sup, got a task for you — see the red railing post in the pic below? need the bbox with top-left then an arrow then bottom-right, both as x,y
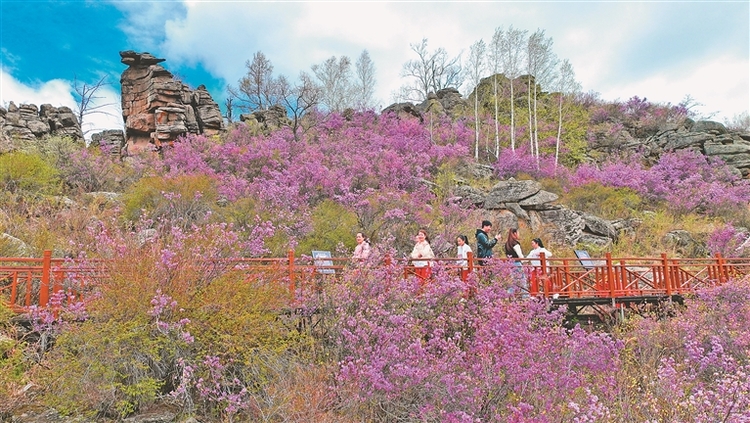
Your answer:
540,252 -> 549,296
9,273 -> 18,309
606,252 -> 615,299
661,253 -> 672,296
287,249 -> 295,298
715,253 -> 727,284
467,251 -> 474,281
40,250 -> 52,307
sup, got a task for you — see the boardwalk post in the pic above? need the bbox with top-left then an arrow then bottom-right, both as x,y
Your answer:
287,249 -> 295,298
661,253 -> 672,296
40,250 -> 52,307
606,252 -> 615,298
467,251 -> 474,281
539,252 -> 547,296
715,253 -> 727,284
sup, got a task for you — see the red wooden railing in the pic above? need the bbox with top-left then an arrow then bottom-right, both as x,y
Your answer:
1,250 -> 749,312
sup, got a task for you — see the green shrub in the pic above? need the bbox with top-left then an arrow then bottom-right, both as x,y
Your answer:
37,318 -> 170,419
0,152 -> 60,195
296,200 -> 358,255
562,183 -> 642,220
122,174 -> 218,226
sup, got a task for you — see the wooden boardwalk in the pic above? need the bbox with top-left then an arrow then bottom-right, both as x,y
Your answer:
2,250 -> 749,319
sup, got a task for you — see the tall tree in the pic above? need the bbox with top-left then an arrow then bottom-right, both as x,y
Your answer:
526,29 -> 558,161
500,26 -> 527,151
554,59 -> 580,167
232,51 -> 277,112
489,27 -> 504,157
354,50 -> 377,110
466,39 -> 486,160
398,38 -> 463,102
312,56 -> 354,112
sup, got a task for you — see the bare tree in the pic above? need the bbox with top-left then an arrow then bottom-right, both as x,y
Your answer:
72,75 -> 118,136
224,89 -> 237,123
354,49 -> 377,110
554,59 -> 581,167
489,27 -> 504,157
398,38 -> 463,102
231,51 -> 278,112
278,72 -> 322,141
500,26 -> 527,151
312,56 -> 354,112
526,29 -> 558,162
466,39 -> 486,160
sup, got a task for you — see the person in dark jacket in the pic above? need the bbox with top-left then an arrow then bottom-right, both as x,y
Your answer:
475,220 -> 501,265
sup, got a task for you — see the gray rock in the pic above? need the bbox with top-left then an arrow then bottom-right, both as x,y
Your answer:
581,213 -> 618,241
518,190 -> 560,210
452,185 -> 485,207
691,120 -> 728,134
381,102 -> 423,122
484,179 -> 541,209
1,233 -> 33,256
578,234 -> 613,249
533,208 -> 585,246
500,202 -> 529,221
0,101 -> 84,146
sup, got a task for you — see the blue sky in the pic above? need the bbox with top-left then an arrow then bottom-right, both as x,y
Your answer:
1,1 -> 748,137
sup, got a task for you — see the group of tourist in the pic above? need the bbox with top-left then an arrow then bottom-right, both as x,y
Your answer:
351,220 -> 554,273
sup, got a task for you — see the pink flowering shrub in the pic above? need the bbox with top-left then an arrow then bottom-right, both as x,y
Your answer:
159,112 -> 471,250
707,224 -> 750,258
622,276 -> 750,421
570,150 -> 750,215
494,145 -> 572,180
307,265 -> 623,421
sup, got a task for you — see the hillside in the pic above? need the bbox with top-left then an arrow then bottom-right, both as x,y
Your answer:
2,57 -> 750,422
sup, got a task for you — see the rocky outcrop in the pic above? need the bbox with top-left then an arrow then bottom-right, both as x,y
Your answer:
239,105 -> 292,132
89,129 -> 126,156
382,88 -> 470,121
0,102 -> 84,152
452,178 -> 631,249
599,119 -> 750,177
120,51 -> 224,154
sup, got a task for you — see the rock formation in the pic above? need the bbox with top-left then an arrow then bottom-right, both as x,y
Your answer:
119,50 -> 224,154
89,129 -> 126,156
453,178 -> 633,249
382,88 -> 470,121
239,105 -> 292,133
0,102 -> 84,152
594,119 -> 750,177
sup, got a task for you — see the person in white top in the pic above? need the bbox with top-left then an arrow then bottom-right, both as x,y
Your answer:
410,229 -> 435,267
527,237 -> 552,268
456,234 -> 472,281
352,232 -> 371,261
456,235 -> 472,268
410,229 -> 435,280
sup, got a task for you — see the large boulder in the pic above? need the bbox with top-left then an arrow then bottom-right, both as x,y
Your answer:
484,179 -> 542,209
119,50 -> 224,154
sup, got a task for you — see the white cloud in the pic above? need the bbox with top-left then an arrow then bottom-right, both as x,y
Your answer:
149,1 -> 748,117
597,55 -> 750,121
0,69 -> 123,139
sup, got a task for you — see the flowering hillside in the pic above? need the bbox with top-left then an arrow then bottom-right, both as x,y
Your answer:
1,94 -> 750,421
